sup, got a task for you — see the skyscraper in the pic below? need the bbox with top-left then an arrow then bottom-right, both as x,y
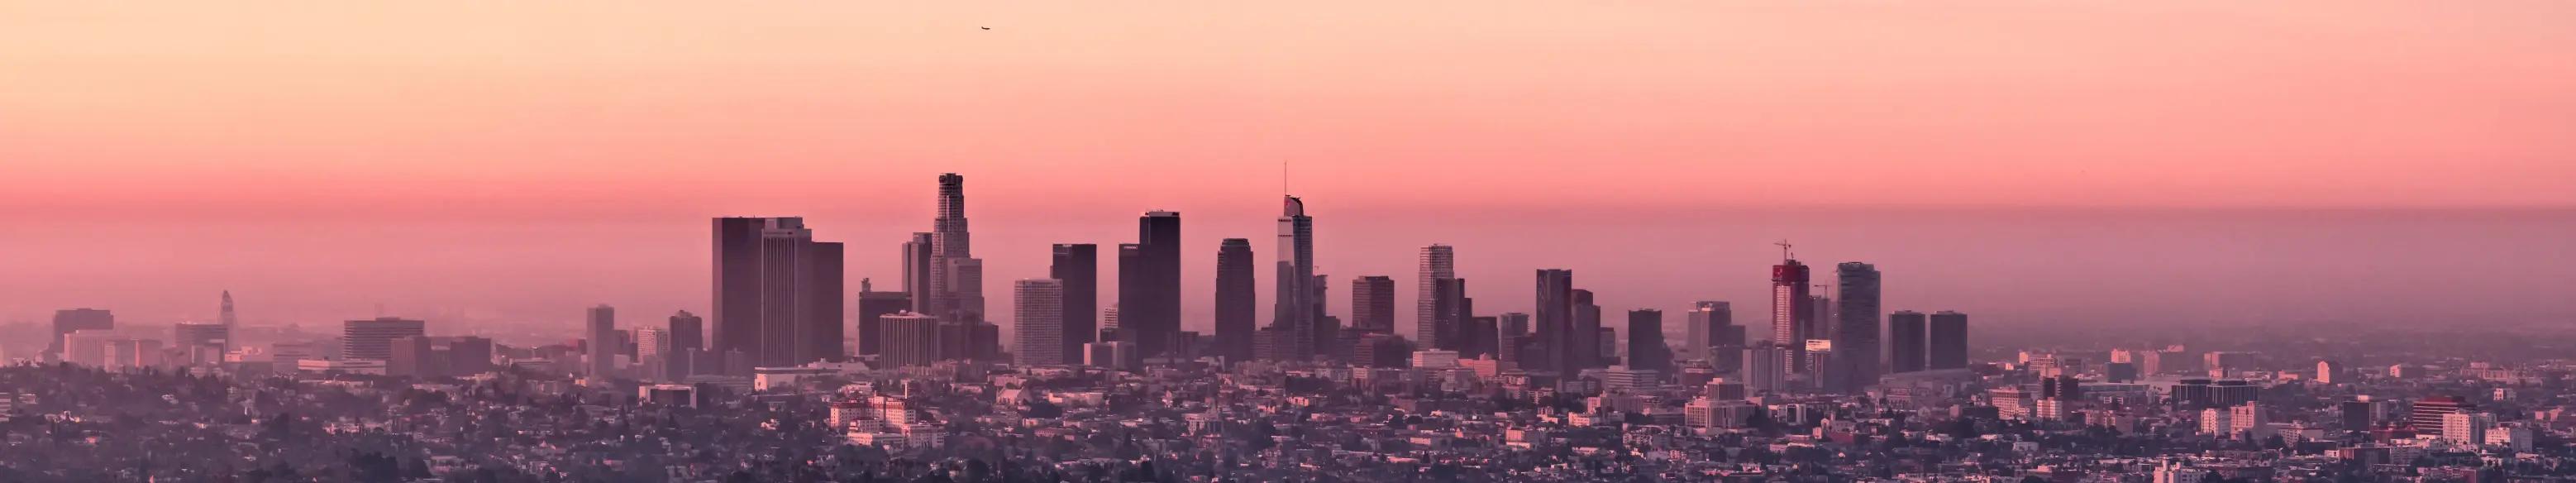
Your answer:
902,232 -> 934,313
342,317 -> 426,361
856,280 -> 911,356
1271,196 -> 1317,360
1496,312 -> 1531,366
666,310 -> 704,379
1928,310 -> 1970,370
1626,309 -> 1670,373
712,217 -> 846,370
1014,279 -> 1067,366
927,173 -> 978,322
47,308 -> 113,361
1050,244 -> 1099,358
1121,211 -> 1183,356
217,291 -> 237,353
1214,238 -> 1256,362
1534,269 -> 1576,375
1832,262 -> 1882,393
1429,278 -> 1470,351
1574,289 -> 1602,369
1771,256 -> 1815,373
586,304 -> 618,377
1684,301 -> 1735,361
1351,275 -> 1395,333
877,312 -> 941,368
1415,245 -> 1457,351
1888,310 -> 1928,373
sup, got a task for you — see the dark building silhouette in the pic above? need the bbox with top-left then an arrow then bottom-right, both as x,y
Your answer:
1271,197 -> 1317,360
1214,238 -> 1256,362
927,174 -> 977,322
1463,316 -> 1498,359
1573,289 -> 1603,369
1888,310 -> 1928,373
856,280 -> 910,356
1626,309 -> 1670,373
342,317 -> 426,361
1429,278 -> 1469,352
1771,258 -> 1815,373
1534,269 -> 1576,375
902,232 -> 934,313
666,310 -> 704,378
1832,262 -> 1882,393
1121,211 -> 1183,357
1351,275 -> 1395,334
1051,243 -> 1099,357
47,308 -> 113,360
711,217 -> 845,371
1927,310 -> 1969,370
1415,244 -> 1457,351
877,312 -> 940,368
1496,312 -> 1530,366
586,304 -> 618,376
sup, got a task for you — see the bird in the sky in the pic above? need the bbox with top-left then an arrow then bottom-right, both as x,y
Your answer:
980,26 -> 991,31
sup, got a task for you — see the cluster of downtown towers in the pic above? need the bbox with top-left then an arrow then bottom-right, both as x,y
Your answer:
694,174 -> 1971,391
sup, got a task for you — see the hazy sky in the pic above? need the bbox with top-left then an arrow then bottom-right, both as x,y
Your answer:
3,2 -> 2572,342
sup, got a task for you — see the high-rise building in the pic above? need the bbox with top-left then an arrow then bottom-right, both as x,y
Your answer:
712,217 -> 847,371
1014,279 -> 1067,366
1683,301 -> 1733,361
1351,275 -> 1395,334
927,173 -> 976,322
1415,245 -> 1457,351
48,308 -> 113,360
2411,395 -> 2472,438
1270,197 -> 1318,360
1573,289 -> 1603,369
666,310 -> 704,378
1426,278 -> 1469,351
1741,343 -> 1787,394
1626,309 -> 1670,374
1832,262 -> 1882,393
1050,243 -> 1099,358
1496,312 -> 1531,365
586,304 -> 618,376
856,280 -> 910,356
1463,316 -> 1499,359
171,323 -> 230,366
1534,269 -> 1577,375
1927,311 -> 1969,370
217,291 -> 237,352
1213,238 -> 1256,362
1888,311 -> 1928,373
1771,258 -> 1815,373
877,312 -> 942,368
902,232 -> 935,313
1119,211 -> 1183,357
341,317 -> 427,361
2440,412 -> 2493,446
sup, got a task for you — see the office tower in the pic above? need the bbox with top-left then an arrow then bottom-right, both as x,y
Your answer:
341,317 -> 427,361
664,311 -> 704,378
902,232 -> 935,313
1014,279 -> 1067,366
47,308 -> 114,360
1573,289 -> 1602,369
1771,257 -> 1815,373
1415,244 -> 1457,351
217,291 -> 237,352
927,173 -> 976,321
856,280 -> 911,356
712,217 -> 846,370
1741,344 -> 1786,394
1351,275 -> 1395,333
1832,262 -> 1882,393
633,328 -> 670,378
1496,312 -> 1531,365
1683,301 -> 1732,361
1214,238 -> 1256,362
877,312 -> 941,368
1927,311 -> 1969,370
1463,316 -> 1498,359
1534,269 -> 1576,375
1888,311 -> 1928,373
1269,196 -> 1318,361
943,257 -> 985,323
1119,211 -> 1183,357
2441,412 -> 2493,446
1424,278 -> 1468,351
2411,396 -> 2472,438
585,304 -> 618,376
1626,309 -> 1670,373
1050,243 -> 1099,357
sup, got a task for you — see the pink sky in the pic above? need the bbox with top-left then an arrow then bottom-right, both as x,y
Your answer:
2,2 -> 2572,338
